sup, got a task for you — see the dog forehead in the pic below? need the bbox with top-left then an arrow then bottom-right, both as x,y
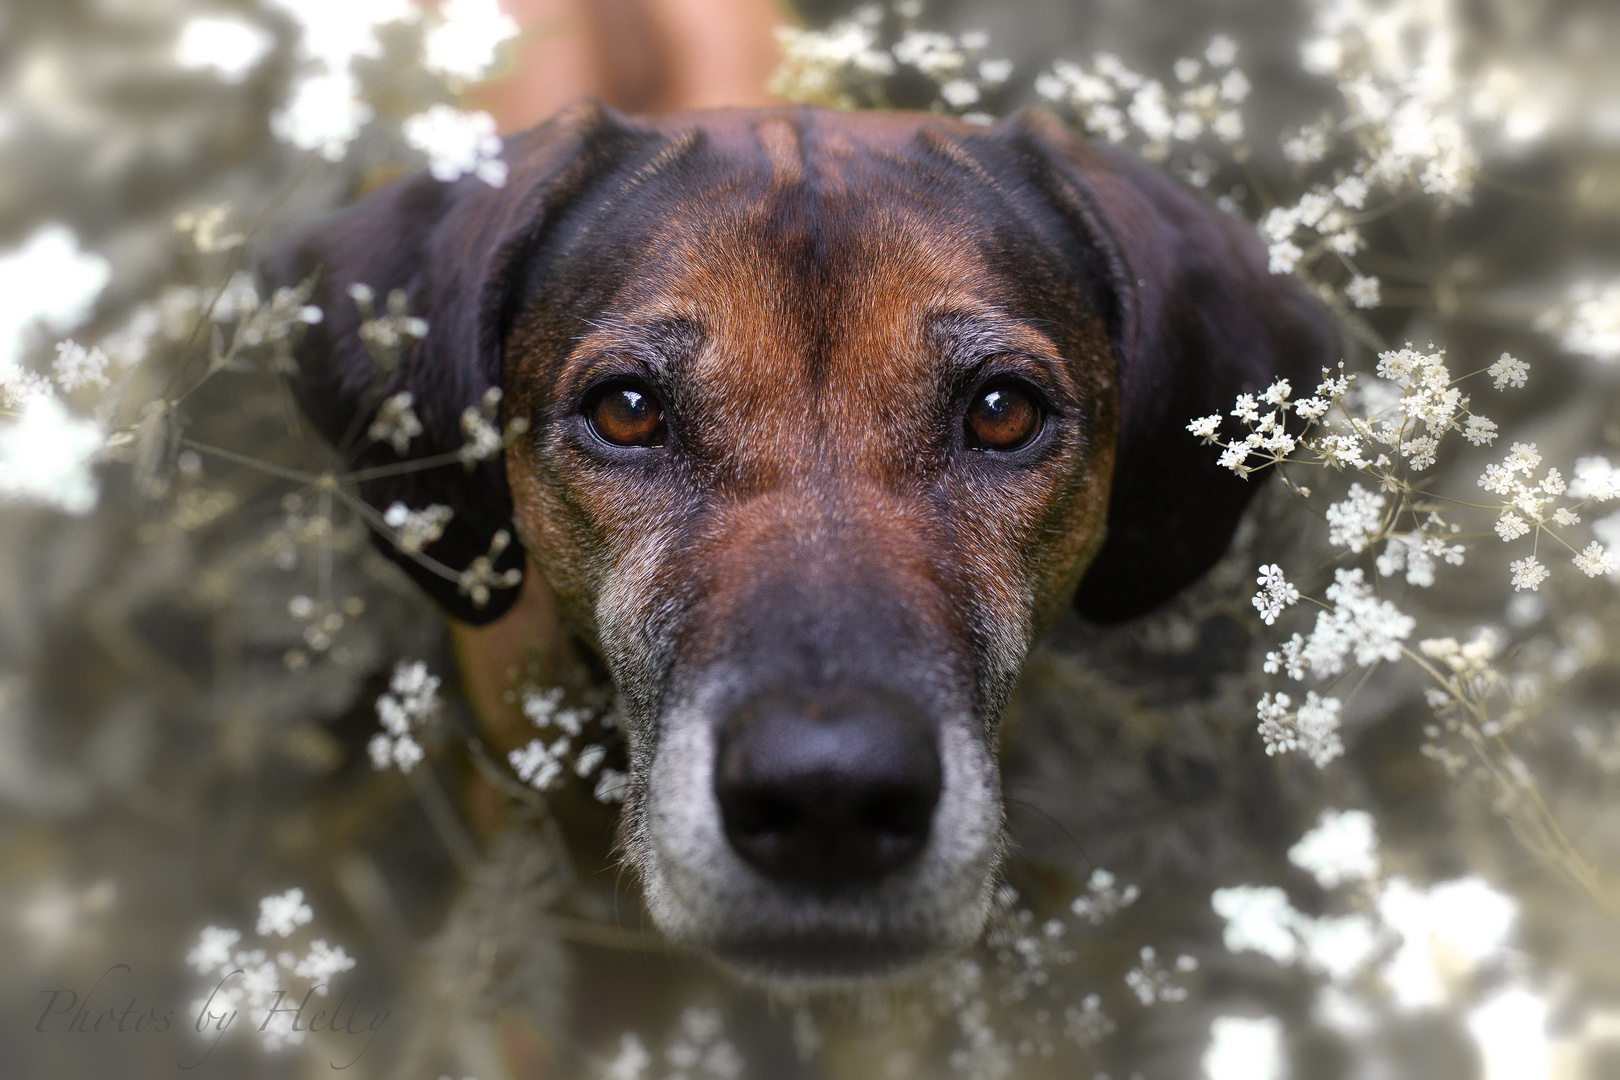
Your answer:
572,120 -> 1066,414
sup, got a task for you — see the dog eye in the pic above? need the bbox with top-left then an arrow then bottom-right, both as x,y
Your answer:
588,382 -> 667,447
965,382 -> 1041,452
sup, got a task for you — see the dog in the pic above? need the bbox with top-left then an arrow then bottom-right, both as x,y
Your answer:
267,101 -> 1333,986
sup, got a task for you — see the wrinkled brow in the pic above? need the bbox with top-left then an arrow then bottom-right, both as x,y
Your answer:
927,309 -> 1069,380
569,316 -> 707,379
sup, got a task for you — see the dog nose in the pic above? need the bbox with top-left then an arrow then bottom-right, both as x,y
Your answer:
715,687 -> 941,890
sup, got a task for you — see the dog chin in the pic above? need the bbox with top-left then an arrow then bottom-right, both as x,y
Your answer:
706,928 -> 969,989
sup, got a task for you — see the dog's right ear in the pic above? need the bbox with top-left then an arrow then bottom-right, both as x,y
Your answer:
262,101 -> 656,624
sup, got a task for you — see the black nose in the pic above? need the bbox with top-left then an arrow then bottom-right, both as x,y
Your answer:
715,686 -> 941,891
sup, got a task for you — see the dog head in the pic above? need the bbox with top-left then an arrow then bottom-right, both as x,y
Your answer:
268,102 -> 1333,985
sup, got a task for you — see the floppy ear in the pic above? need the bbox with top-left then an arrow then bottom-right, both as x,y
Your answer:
994,108 -> 1339,623
262,101 -> 656,624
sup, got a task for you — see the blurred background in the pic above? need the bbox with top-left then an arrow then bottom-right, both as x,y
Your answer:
1,1 -> 1619,1078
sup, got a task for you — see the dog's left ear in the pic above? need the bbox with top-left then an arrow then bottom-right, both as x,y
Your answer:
989,108 -> 1338,623
262,102 -> 657,624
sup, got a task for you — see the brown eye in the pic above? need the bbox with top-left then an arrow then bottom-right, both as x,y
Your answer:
589,383 -> 667,447
965,382 -> 1041,451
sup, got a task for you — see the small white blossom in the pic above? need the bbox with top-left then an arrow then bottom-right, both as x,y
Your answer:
1571,457 -> 1619,502
1509,555 -> 1549,591
369,391 -> 423,453
187,926 -> 243,974
175,16 -> 274,83
1494,511 -> 1530,542
939,79 -> 980,108
1204,34 -> 1238,67
1252,564 -> 1300,625
1296,692 -> 1345,766
52,340 -> 110,391
403,106 -> 508,187
272,69 -> 373,162
1345,274 -> 1381,309
1573,542 -> 1615,578
1289,809 -> 1379,887
383,501 -> 452,554
1326,483 -> 1385,552
289,939 -> 356,989
1487,352 -> 1530,390
1461,415 -> 1497,446
422,0 -> 519,83
1187,413 -> 1222,442
257,888 -> 314,938
1070,868 -> 1141,924
0,392 -> 104,515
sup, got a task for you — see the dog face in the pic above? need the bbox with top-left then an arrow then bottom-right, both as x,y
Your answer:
269,103 -> 1332,984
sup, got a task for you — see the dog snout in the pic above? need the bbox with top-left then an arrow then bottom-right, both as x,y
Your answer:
714,686 -> 941,891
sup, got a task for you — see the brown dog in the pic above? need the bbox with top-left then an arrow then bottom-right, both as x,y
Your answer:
268,101 -> 1332,985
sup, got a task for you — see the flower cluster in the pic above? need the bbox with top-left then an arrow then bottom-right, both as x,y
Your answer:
368,659 -> 442,773
508,681 -> 627,803
1035,35 -> 1250,167
598,1007 -> 744,1080
185,888 -> 357,1052
770,2 -> 1012,122
1123,946 -> 1198,1005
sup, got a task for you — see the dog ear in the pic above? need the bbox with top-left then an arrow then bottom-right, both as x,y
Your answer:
262,101 -> 656,624
992,108 -> 1338,623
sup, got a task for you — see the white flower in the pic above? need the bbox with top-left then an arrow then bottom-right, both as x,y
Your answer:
1573,542 -> 1615,578
602,1033 -> 652,1080
593,768 -> 630,803
51,340 -> 110,391
1505,441 -> 1542,475
1252,564 -> 1300,625
1204,34 -> 1238,67
272,69 -> 373,162
369,391 -> 423,453
1268,239 -> 1304,274
511,737 -> 569,790
1509,555 -> 1549,591
1219,68 -> 1250,104
1494,511 -> 1530,541
1400,435 -> 1437,471
268,0 -> 414,70
1289,809 -> 1378,888
1295,692 -> 1345,766
0,224 -> 111,376
0,392 -> 104,515
939,79 -> 980,108
1301,568 -> 1414,676
174,16 -> 274,83
1326,483 -> 1385,552
383,501 -> 452,554
1203,1015 -> 1285,1080
893,30 -> 965,77
257,888 -> 314,938
1257,692 -> 1293,755
423,0 -> 519,82
1541,279 -> 1620,362
1461,415 -> 1497,446
1487,352 -> 1530,390
1345,275 -> 1381,309
1333,175 -> 1369,209
402,106 -> 507,187
1187,413 -> 1222,442
187,926 -> 242,974
290,939 -> 356,989
1264,633 -> 1307,680
1212,886 -> 1298,963
1261,379 -> 1292,406
1571,457 -> 1619,502
978,59 -> 1014,84
1212,110 -> 1245,143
